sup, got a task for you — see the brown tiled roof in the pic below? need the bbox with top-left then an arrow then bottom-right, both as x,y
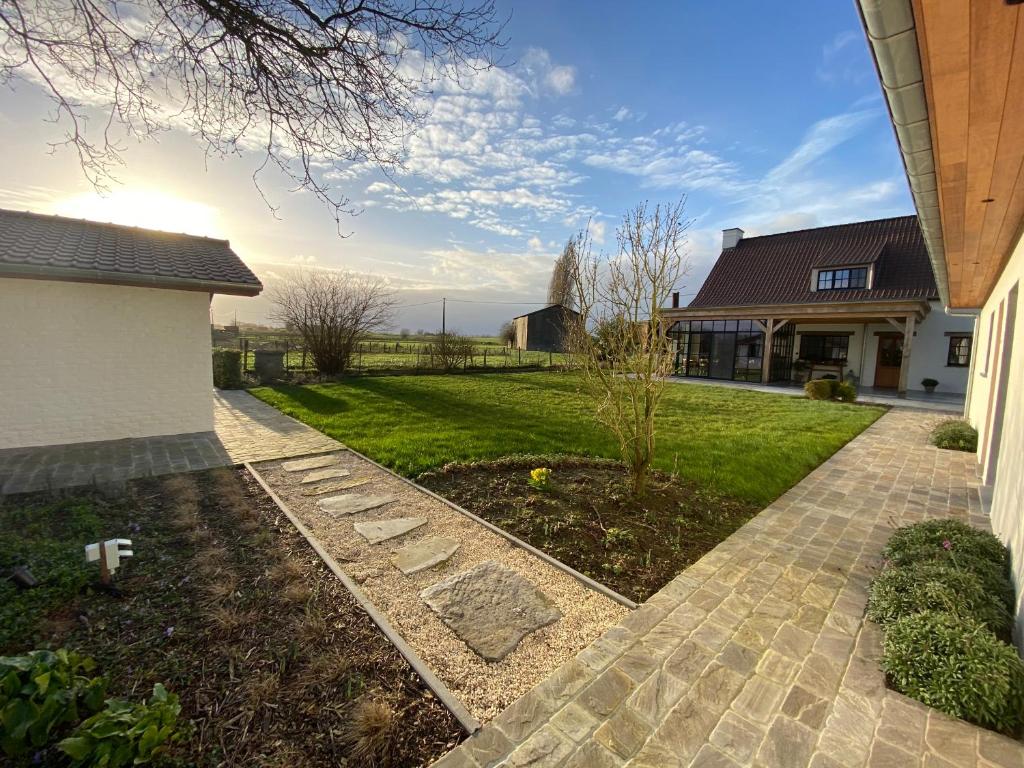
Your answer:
0,208 -> 262,295
688,216 -> 936,308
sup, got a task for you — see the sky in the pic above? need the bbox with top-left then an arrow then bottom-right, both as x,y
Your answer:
0,1 -> 912,335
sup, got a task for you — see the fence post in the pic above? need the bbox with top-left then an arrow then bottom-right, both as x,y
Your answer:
483,349 -> 487,367
549,350 -> 553,367
284,340 -> 289,370
518,348 -> 521,365
301,347 -> 306,370
243,339 -> 249,372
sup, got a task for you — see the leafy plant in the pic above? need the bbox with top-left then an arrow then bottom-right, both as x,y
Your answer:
833,382 -> 857,402
884,519 -> 1009,573
867,561 -> 1011,636
803,379 -> 833,400
212,348 -> 243,389
0,649 -> 107,757
603,527 -> 636,549
527,467 -> 553,492
882,612 -> 1024,735
804,379 -> 856,402
921,378 -> 938,388
58,683 -> 182,768
930,420 -> 978,452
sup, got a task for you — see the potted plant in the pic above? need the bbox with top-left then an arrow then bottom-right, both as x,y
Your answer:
792,359 -> 809,384
922,377 -> 939,394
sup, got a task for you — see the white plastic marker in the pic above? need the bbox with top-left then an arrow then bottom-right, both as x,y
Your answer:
84,538 -> 134,584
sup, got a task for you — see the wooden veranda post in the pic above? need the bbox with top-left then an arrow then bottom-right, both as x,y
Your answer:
756,318 -> 789,384
898,314 -> 916,395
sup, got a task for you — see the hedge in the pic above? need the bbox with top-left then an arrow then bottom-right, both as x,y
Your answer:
931,420 -> 978,452
804,378 -> 857,402
212,348 -> 243,389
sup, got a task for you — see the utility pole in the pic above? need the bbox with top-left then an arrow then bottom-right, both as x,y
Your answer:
442,297 -> 446,338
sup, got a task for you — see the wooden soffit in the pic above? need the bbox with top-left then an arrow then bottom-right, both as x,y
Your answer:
913,0 -> 1024,308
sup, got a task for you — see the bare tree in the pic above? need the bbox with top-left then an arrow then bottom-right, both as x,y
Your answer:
269,270 -> 394,375
547,240 -> 576,308
426,330 -> 474,370
567,199 -> 690,498
498,320 -> 515,346
0,0 -> 504,221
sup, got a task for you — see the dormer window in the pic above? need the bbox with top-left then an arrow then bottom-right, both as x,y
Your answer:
817,266 -> 868,291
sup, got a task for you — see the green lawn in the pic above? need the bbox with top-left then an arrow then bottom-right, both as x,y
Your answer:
250,373 -> 885,507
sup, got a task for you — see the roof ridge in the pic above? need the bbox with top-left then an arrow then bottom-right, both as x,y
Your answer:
0,207 -> 231,245
736,214 -> 917,244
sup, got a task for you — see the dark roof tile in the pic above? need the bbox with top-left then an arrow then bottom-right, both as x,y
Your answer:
688,216 -> 935,308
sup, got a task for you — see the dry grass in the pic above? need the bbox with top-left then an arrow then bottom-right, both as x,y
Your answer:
281,580 -> 312,605
270,558 -> 306,584
244,669 -> 281,712
306,647 -> 353,686
207,604 -> 252,633
345,696 -> 397,766
201,572 -> 240,604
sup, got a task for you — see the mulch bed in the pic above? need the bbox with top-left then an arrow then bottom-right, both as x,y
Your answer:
0,468 -> 462,767
418,457 -> 759,603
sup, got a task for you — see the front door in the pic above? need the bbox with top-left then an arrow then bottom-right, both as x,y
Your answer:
874,334 -> 903,388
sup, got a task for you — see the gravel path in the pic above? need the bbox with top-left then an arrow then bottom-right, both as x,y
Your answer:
251,449 -> 628,722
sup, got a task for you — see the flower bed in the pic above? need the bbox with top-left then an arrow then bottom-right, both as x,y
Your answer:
867,519 -> 1023,736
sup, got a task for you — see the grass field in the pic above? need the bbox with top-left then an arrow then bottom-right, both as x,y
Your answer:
251,373 -> 885,506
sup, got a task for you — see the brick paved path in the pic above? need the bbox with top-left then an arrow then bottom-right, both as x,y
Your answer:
434,408 -> 1024,767
0,390 -> 340,494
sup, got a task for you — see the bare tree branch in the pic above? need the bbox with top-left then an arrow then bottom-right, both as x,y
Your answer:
0,0 -> 505,223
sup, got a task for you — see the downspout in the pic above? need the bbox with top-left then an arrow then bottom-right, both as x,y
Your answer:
857,0 -> 950,308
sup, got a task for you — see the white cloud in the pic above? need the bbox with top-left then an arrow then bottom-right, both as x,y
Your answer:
545,65 -> 576,95
589,219 -> 606,245
612,107 -> 632,122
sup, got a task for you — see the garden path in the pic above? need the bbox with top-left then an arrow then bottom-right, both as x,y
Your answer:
432,408 -> 1024,768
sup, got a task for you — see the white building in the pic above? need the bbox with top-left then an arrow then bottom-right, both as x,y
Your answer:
664,216 -> 974,395
0,209 -> 262,449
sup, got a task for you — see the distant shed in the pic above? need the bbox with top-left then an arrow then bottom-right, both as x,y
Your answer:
511,304 -> 580,352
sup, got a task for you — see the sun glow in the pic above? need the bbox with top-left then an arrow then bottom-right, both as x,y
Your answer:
54,189 -> 224,238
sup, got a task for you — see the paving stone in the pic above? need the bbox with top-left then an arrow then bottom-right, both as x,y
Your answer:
392,536 -> 460,574
300,478 -> 371,496
461,726 -> 513,768
281,454 -> 340,472
756,649 -> 800,686
319,493 -> 398,517
614,643 -> 660,683
867,739 -> 918,768
978,729 -> 1024,768
756,715 -> 817,768
709,710 -> 765,763
551,702 -> 599,743
717,640 -> 761,676
664,640 -> 713,682
627,668 -> 688,725
427,745 -> 477,768
593,705 -> 650,759
924,712 -> 978,767
354,517 -> 427,544
299,467 -> 352,484
492,687 -> 559,743
650,694 -> 721,763
578,667 -> 636,717
780,685 -> 829,730
503,725 -> 573,768
817,690 -> 877,767
689,744 -> 742,768
731,675 -> 786,725
421,560 -> 561,661
771,622 -> 816,660
689,661 -> 744,711
562,741 -> 624,768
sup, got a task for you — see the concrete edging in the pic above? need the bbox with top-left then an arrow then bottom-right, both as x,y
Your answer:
334,446 -> 639,611
243,460 -> 481,735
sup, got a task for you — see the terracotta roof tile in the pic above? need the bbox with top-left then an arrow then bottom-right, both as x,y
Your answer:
688,216 -> 935,308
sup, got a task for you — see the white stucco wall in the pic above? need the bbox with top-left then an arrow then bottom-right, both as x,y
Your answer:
790,302 -> 974,394
0,278 -> 214,449
965,231 -> 1024,647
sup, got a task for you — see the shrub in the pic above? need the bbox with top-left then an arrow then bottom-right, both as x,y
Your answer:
884,519 -> 1009,573
834,382 -> 857,402
804,379 -> 833,400
867,561 -> 1011,636
212,348 -> 243,389
527,467 -> 552,491
0,649 -> 107,758
922,378 -> 939,388
58,683 -> 182,768
930,420 -> 978,452
882,612 -> 1024,735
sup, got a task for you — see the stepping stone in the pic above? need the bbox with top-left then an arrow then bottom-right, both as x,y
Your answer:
354,517 -> 427,544
282,454 -> 340,472
420,560 -> 561,662
318,494 -> 398,517
393,536 -> 460,575
300,467 -> 352,484
301,478 -> 372,496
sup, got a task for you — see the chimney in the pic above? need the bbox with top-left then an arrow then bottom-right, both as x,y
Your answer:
671,291 -> 680,309
722,228 -> 744,250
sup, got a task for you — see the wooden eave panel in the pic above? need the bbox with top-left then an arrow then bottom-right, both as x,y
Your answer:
914,0 -> 1024,308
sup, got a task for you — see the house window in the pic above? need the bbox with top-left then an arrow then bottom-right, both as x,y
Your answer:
799,334 -> 850,362
817,267 -> 868,291
947,334 -> 972,367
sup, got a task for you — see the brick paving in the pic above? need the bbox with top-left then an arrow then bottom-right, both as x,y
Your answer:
0,390 -> 340,494
433,408 -> 1024,767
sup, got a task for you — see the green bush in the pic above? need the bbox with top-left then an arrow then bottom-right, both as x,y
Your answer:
59,683 -> 182,768
212,348 -> 243,389
931,420 -> 978,452
0,649 -> 107,758
834,382 -> 857,402
884,519 -> 1009,573
882,612 -> 1024,735
804,379 -> 833,400
867,561 -> 1011,636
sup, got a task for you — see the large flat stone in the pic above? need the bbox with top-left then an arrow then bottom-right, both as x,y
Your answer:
301,478 -> 371,496
354,517 -> 427,544
282,454 -> 340,472
394,536 -> 460,574
318,493 -> 398,517
421,560 -> 561,661
299,467 -> 352,484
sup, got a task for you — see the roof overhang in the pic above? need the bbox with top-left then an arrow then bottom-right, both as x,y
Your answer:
665,299 -> 931,323
0,264 -> 263,296
857,0 -> 1024,310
